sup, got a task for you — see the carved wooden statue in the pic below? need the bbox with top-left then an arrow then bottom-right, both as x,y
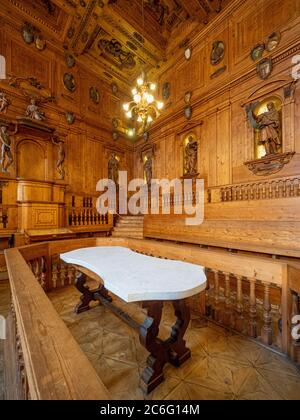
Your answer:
26,98 -> 46,121
52,137 -> 65,180
255,102 -> 281,155
144,152 -> 153,187
0,124 -> 17,173
184,136 -> 198,176
108,152 -> 119,185
0,92 -> 10,113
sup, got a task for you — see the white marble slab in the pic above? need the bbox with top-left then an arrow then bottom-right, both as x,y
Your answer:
60,246 -> 207,303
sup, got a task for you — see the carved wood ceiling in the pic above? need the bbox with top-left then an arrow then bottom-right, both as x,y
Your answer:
2,0 -> 231,92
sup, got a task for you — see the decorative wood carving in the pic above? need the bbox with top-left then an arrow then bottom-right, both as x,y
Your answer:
244,152 -> 295,176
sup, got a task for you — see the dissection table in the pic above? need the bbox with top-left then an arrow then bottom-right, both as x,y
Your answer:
61,246 -> 207,394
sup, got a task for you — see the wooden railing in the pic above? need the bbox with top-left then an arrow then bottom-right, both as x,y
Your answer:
4,239 -> 110,400
125,239 -> 292,355
4,237 -> 300,399
215,176 -> 300,203
68,207 -> 112,229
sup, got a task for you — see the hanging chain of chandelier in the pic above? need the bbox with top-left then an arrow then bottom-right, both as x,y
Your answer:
123,72 -> 164,135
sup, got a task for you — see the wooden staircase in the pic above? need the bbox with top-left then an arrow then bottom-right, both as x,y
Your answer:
111,215 -> 144,240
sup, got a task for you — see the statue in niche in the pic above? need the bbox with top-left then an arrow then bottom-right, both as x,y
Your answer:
108,152 -> 119,185
25,98 -> 45,121
0,92 -> 10,114
255,102 -> 281,155
0,125 -> 17,173
52,136 -> 65,180
144,152 -> 153,187
184,135 -> 198,176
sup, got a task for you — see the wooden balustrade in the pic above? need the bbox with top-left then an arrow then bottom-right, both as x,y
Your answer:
4,237 -> 300,399
68,207 -> 109,228
219,176 -> 300,202
4,245 -> 110,400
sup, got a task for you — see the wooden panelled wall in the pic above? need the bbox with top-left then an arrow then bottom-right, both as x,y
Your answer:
136,0 -> 300,257
0,15 -> 133,234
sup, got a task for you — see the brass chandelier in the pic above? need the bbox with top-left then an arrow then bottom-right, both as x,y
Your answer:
123,71 -> 164,134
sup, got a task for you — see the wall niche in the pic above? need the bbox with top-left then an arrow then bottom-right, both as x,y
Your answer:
17,139 -> 46,181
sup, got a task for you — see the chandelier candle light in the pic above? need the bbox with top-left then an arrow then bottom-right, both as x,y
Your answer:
123,71 -> 164,133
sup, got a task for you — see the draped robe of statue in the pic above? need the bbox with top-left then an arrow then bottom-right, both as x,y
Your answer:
108,153 -> 119,185
144,153 -> 153,187
256,102 -> 281,155
184,136 -> 198,176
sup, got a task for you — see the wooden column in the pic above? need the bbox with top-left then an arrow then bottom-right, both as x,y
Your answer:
235,275 -> 244,333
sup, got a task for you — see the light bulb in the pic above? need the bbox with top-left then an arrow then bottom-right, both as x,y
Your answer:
132,88 -> 137,95
157,101 -> 164,110
147,94 -> 154,104
134,94 -> 141,103
123,103 -> 129,111
137,78 -> 144,86
147,115 -> 153,123
127,129 -> 134,137
150,83 -> 156,91
137,115 -> 143,123
126,111 -> 132,119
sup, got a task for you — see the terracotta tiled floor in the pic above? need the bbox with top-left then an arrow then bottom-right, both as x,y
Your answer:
48,286 -> 300,401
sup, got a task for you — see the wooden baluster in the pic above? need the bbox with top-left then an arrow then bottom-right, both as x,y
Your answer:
275,181 -> 279,198
220,188 -> 224,202
244,185 -> 248,201
40,257 -> 46,290
269,182 -> 273,199
205,268 -> 212,317
51,257 -> 58,289
290,179 -> 295,197
232,187 -> 237,201
212,270 -> 220,322
72,211 -> 76,226
283,180 -> 287,198
67,266 -> 76,285
291,292 -> 300,363
238,187 -> 243,201
60,262 -> 67,287
296,179 -> 300,196
248,277 -> 257,338
261,283 -> 273,346
223,273 -> 232,327
262,184 -> 266,199
235,275 -> 244,333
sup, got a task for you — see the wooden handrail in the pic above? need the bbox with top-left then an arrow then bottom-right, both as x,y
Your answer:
5,247 -> 110,400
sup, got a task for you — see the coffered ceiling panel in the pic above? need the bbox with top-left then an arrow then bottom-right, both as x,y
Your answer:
1,0 -> 232,91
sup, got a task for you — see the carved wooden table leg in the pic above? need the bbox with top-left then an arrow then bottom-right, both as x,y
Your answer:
75,272 -> 112,314
168,299 -> 191,367
139,301 -> 167,394
139,299 -> 191,394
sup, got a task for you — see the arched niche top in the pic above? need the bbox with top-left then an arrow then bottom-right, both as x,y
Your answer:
0,55 -> 6,80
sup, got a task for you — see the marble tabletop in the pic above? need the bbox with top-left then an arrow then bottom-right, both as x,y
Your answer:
60,246 -> 207,303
